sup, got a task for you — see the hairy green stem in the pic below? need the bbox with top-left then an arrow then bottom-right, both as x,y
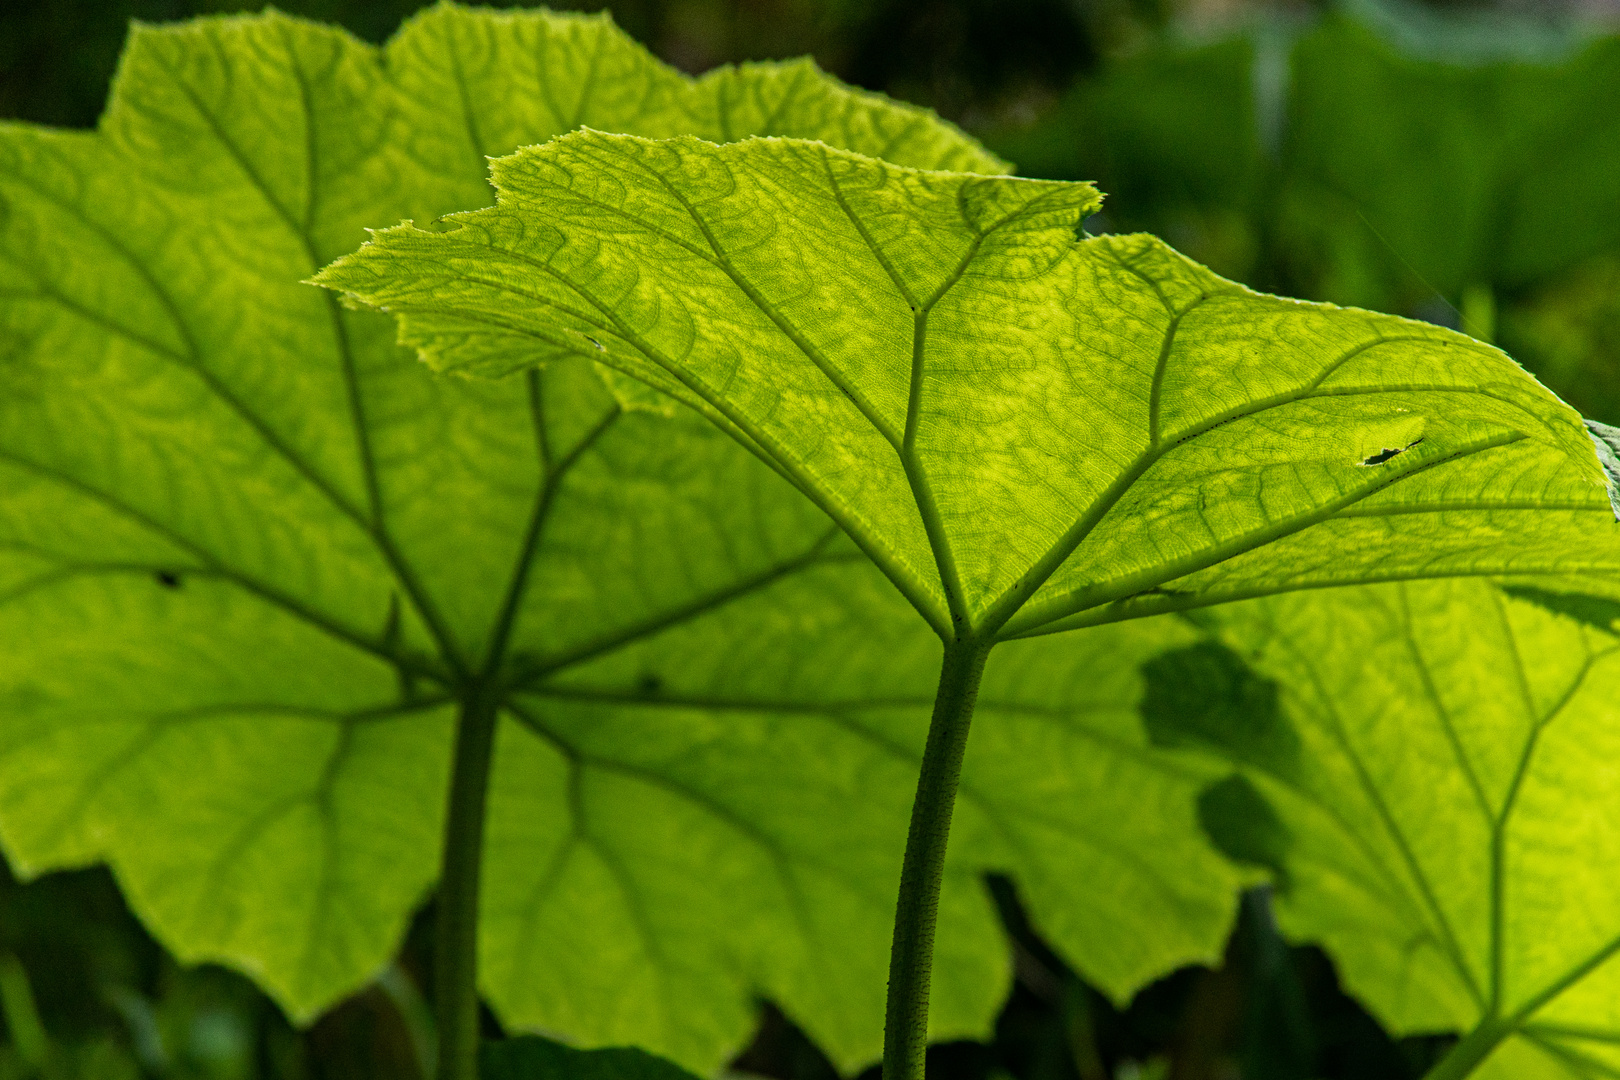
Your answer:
1420,1018 -> 1510,1080
436,693 -> 501,1080
883,638 -> 993,1080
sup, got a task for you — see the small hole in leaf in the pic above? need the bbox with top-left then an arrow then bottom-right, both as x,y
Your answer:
583,335 -> 606,352
154,571 -> 181,589
1358,437 -> 1424,467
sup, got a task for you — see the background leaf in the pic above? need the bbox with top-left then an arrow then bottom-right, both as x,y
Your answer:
985,32 -> 1267,285
0,0 -> 982,1051
1196,580 -> 1620,1078
482,557 -> 1246,1065
480,1035 -> 701,1080
1278,13 -> 1620,310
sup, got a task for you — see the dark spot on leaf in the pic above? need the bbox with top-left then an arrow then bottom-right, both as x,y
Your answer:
0,681 -> 52,711
154,571 -> 181,589
1139,641 -> 1300,777
1198,774 -> 1291,888
583,335 -> 606,352
1358,436 -> 1424,466
637,673 -> 663,697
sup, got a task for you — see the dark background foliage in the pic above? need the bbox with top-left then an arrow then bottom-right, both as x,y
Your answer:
5,0 -> 1204,131
3,0 -> 1619,1077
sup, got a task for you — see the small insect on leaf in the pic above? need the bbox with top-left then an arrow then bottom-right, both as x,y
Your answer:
1358,437 -> 1424,466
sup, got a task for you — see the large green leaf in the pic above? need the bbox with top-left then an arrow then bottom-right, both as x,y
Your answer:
1199,580 -> 1620,1079
317,130 -> 1620,644
0,5 -> 1241,1070
481,567 -> 1241,1064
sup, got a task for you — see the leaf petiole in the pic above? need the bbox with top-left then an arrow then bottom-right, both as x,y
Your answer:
436,692 -> 504,1080
883,637 -> 994,1080
1419,1017 -> 1510,1080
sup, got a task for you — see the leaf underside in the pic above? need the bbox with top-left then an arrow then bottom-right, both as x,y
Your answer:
320,129 -> 1620,647
1206,580 -> 1620,1080
0,5 -> 1241,1070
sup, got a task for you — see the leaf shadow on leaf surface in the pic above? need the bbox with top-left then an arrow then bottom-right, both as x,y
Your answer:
1180,580 -> 1620,1080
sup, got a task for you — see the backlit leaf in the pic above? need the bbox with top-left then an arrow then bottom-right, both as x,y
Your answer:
0,5 -> 1237,1070
318,130 -> 1620,645
1202,581 -> 1620,1078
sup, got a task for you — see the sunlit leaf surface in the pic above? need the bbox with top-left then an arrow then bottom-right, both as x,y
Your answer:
0,5 -> 1243,1070
1201,581 -> 1620,1079
320,130 -> 1620,646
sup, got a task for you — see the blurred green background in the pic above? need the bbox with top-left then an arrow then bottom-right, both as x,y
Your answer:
4,0 -> 1619,1076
